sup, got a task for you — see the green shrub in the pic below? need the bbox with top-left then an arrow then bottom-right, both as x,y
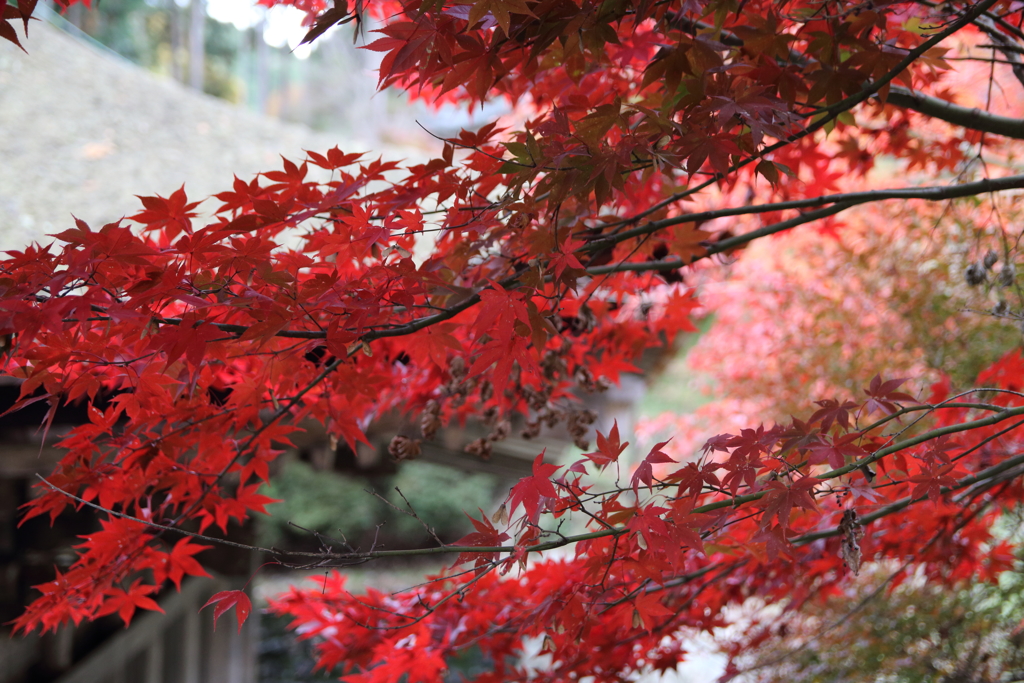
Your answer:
259,459 -> 498,549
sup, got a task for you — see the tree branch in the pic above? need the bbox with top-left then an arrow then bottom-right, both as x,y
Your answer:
40,403 -> 1024,565
886,86 -> 1024,139
584,173 -> 1024,256
606,0 -> 1003,228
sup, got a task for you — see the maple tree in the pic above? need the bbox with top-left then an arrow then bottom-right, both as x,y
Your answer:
733,562 -> 1024,681
641,200 -> 1023,460
5,0 -> 1024,679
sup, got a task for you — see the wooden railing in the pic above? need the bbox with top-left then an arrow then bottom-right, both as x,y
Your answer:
54,576 -> 255,683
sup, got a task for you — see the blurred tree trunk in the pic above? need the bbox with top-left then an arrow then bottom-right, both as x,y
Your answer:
169,0 -> 183,82
254,19 -> 269,113
188,0 -> 205,91
65,1 -> 84,29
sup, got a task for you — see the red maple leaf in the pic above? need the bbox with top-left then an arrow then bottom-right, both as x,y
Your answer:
631,441 -> 677,496
584,420 -> 629,469
453,509 -> 511,568
96,580 -> 164,626
863,375 -> 918,415
507,452 -> 560,524
200,590 -> 252,634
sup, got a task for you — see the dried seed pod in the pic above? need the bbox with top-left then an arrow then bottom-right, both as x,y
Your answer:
424,398 -> 440,416
578,304 -> 596,332
488,418 -> 512,442
521,419 -> 542,440
464,437 -> 492,460
509,362 -> 522,386
567,408 -> 598,431
984,249 -> 999,269
420,399 -> 442,440
521,385 -> 551,411
993,300 -> 1010,317
420,413 -> 442,441
566,305 -> 597,335
389,435 -> 422,461
575,365 -> 596,392
449,356 -> 467,381
573,435 -> 590,451
481,405 -> 500,426
566,410 -> 583,434
965,262 -> 987,286
594,376 -> 611,392
541,350 -> 567,380
478,380 -> 494,404
542,406 -> 563,428
521,386 -> 540,410
838,509 -> 864,575
1001,263 -> 1016,288
449,392 -> 466,409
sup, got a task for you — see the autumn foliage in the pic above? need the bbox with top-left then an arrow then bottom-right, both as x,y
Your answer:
5,0 -> 1024,679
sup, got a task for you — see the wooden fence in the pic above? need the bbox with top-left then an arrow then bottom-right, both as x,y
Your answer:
52,576 -> 255,683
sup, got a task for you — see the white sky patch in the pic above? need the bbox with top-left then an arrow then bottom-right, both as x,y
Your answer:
262,5 -> 316,58
206,0 -> 263,30
206,0 -> 326,59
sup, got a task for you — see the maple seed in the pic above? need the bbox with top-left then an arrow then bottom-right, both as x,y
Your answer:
491,504 -> 509,526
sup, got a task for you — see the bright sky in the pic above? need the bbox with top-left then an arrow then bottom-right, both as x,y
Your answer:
206,0 -> 325,58
203,0 -> 511,134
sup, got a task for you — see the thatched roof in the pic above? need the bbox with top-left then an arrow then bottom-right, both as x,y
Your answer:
0,19 -> 367,251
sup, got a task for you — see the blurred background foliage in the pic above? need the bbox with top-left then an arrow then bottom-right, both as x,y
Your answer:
737,563 -> 1024,682
259,459 -> 500,551
639,198 -> 1024,461
635,197 -> 1024,682
49,0 -> 485,141
61,0 -> 257,103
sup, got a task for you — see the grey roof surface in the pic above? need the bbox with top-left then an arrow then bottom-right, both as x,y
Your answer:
0,19 -> 369,251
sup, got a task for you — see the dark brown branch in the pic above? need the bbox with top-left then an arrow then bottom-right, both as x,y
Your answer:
610,0 -> 1002,228
886,86 -> 1024,139
585,173 -> 1024,256
39,404 -> 1024,565
681,13 -> 1024,139
969,13 -> 1024,88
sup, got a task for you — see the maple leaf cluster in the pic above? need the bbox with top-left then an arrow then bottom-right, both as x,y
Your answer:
4,0 -> 1024,679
